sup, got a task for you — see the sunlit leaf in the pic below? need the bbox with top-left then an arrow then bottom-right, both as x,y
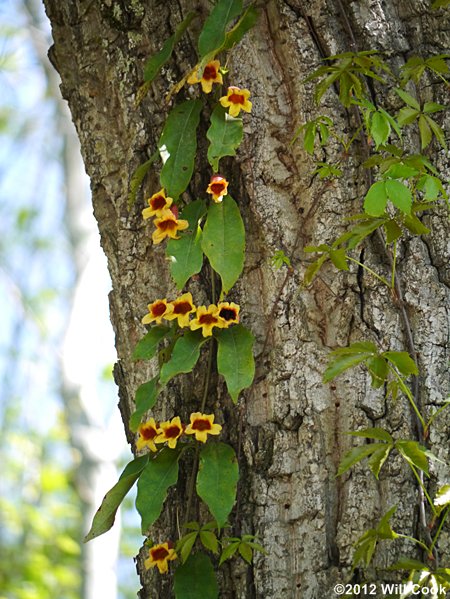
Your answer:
166,229 -> 204,289
396,440 -> 429,476
383,351 -> 418,376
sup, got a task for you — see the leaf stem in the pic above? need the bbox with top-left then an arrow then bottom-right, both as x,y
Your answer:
429,505 -> 449,555
391,240 -> 397,289
396,533 -> 431,555
388,365 -> 426,431
347,256 -> 390,287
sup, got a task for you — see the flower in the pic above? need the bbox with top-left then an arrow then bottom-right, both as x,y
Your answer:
155,416 -> 184,449
136,418 -> 160,452
219,86 -> 252,117
142,298 -> 173,325
217,302 -> 240,327
142,189 -> 173,219
164,293 -> 196,328
152,209 -> 189,245
189,304 -> 225,337
187,60 -> 223,93
185,412 -> 222,443
144,542 -> 177,574
206,175 -> 229,203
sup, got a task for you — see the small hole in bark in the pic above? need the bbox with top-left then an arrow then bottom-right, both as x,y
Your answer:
284,503 -> 290,509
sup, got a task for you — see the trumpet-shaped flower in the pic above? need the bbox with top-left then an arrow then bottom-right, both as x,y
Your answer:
142,298 -> 173,325
189,305 -> 225,337
136,418 -> 160,452
217,302 -> 240,327
187,60 -> 223,93
142,189 -> 173,219
144,542 -> 177,574
219,86 -> 252,117
164,293 -> 196,328
155,417 -> 184,449
152,209 -> 189,245
206,175 -> 229,203
185,412 -> 222,443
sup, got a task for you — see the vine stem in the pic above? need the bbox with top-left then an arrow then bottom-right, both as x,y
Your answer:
408,464 -> 437,516
346,256 -> 390,287
388,365 -> 425,431
429,505 -> 450,555
396,533 -> 431,555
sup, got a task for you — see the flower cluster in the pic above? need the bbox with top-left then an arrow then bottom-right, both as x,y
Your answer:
142,293 -> 240,337
143,189 -> 188,244
144,542 -> 177,574
137,413 -> 222,452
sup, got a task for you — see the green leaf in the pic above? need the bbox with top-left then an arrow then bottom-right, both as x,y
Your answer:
368,445 -> 392,479
371,111 -> 390,147
364,181 -> 388,216
329,248 -> 349,271
349,427 -> 393,443
132,326 -> 170,361
403,214 -> 430,236
136,448 -> 180,533
84,455 -> 149,542
432,0 -> 450,8
303,254 -> 327,286
239,542 -> 253,563
383,351 -> 418,376
181,199 -> 208,230
207,105 -> 243,172
323,343 -> 378,383
417,174 -> 445,201
130,378 -> 159,432
198,0 -> 243,58
216,325 -> 255,403
200,531 -> 219,554
177,531 -> 198,564
367,355 -> 389,388
434,485 -> 450,509
384,219 -> 403,244
144,12 -> 197,83
128,151 -> 159,209
390,558 -> 429,570
377,506 -> 398,539
167,230 -> 204,289
418,114 -> 433,149
384,163 -> 418,179
197,442 -> 239,527
219,541 -> 240,565
174,553 -> 219,599
385,179 -> 412,214
201,195 -> 245,293
396,440 -> 429,476
221,5 -> 259,52
159,99 -> 203,199
397,106 -> 420,126
160,330 -> 205,385
426,115 -> 447,150
395,88 -> 420,110
423,101 -> 447,114
337,444 -> 385,476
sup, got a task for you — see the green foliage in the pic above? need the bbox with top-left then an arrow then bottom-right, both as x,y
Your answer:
401,54 -> 449,84
144,12 -> 197,83
130,378 -> 159,432
216,325 -> 255,402
271,249 -> 292,270
84,455 -> 149,541
353,507 -> 398,568
136,448 -> 181,533
128,150 -> 159,209
292,115 -> 333,154
132,326 -> 170,360
364,179 -> 412,216
176,521 -> 220,563
201,195 -> 245,293
174,553 -> 219,599
219,534 -> 266,565
159,99 -> 203,199
395,89 -> 447,150
207,105 -> 243,172
167,229 -> 204,289
159,330 -> 206,385
198,0 -> 243,58
197,443 -> 239,526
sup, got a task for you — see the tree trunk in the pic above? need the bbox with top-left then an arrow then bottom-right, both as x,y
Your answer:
43,1 -> 449,597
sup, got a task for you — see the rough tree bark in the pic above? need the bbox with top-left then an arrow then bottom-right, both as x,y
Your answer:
43,1 -> 449,598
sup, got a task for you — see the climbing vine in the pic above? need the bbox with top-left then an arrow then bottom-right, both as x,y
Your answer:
83,1 -> 449,597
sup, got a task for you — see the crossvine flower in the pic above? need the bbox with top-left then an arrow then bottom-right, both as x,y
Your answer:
152,209 -> 189,244
164,293 -> 196,327
189,305 -> 225,337
185,412 -> 222,443
217,301 -> 240,327
136,418 -> 160,452
142,189 -> 173,219
142,298 -> 173,325
219,86 -> 252,117
144,542 -> 177,574
155,417 -> 184,449
206,175 -> 229,203
187,60 -> 223,93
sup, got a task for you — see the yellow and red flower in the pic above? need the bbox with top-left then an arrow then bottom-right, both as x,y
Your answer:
136,418 -> 160,453
144,542 -> 177,574
189,305 -> 225,337
142,189 -> 173,219
185,412 -> 222,443
152,209 -> 189,245
217,301 -> 240,327
206,175 -> 229,203
164,293 -> 196,328
155,416 -> 184,449
219,86 -> 252,117
187,60 -> 223,94
142,298 -> 173,325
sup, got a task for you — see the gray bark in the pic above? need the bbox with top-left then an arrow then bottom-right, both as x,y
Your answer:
43,1 -> 449,597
